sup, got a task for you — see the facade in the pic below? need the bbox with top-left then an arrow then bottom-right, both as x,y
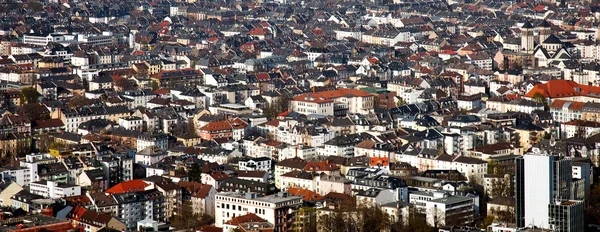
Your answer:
291,88 -> 375,116
29,180 -> 82,199
516,152 -> 578,230
215,192 -> 302,232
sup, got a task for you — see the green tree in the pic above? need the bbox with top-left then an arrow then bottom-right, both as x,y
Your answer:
532,92 -> 549,110
396,97 -> 406,106
481,215 -> 495,229
189,163 -> 201,182
151,81 -> 160,91
20,87 -> 41,104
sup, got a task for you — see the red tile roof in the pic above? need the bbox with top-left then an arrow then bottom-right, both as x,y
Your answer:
287,187 -> 323,201
224,213 -> 266,225
178,181 -> 214,198
563,120 -> 600,127
200,121 -> 233,132
525,80 -> 600,99
304,161 -> 339,172
105,179 -> 150,194
208,171 -> 231,181
33,119 -> 64,129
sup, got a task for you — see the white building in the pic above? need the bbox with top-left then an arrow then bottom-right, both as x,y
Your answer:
290,88 -> 375,116
0,166 -> 32,186
238,157 -> 272,171
135,146 -> 169,166
516,152 -> 574,229
215,192 -> 302,231
29,180 -> 81,199
137,133 -> 169,152
119,116 -> 145,131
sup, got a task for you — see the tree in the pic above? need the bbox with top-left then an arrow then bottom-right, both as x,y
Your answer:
20,103 -> 50,121
151,81 -> 160,91
170,203 -> 213,231
187,117 -> 196,136
114,77 -> 135,91
36,133 -> 54,152
427,207 -> 445,228
263,94 -> 292,120
317,201 -> 390,232
396,97 -> 406,106
189,163 -> 201,182
481,215 -> 495,229
293,207 -> 317,232
49,141 -> 66,150
490,177 -> 512,199
532,92 -> 549,110
20,87 -> 41,104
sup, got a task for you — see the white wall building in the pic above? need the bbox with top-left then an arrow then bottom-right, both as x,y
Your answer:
215,192 -> 302,231
29,180 -> 81,199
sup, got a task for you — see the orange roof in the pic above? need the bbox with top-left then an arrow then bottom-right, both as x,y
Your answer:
569,101 -> 585,111
525,80 -> 600,99
506,94 -> 521,100
369,157 -> 389,167
106,179 -> 150,194
288,187 -> 323,201
224,213 -> 266,225
228,118 -> 248,129
208,171 -> 231,181
304,161 -> 339,171
249,27 -> 270,35
154,89 -> 170,95
550,99 -> 569,109
200,121 -> 233,132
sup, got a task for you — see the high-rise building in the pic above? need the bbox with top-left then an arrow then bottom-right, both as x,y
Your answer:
516,152 -> 576,229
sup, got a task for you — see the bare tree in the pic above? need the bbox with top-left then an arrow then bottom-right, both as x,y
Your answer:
36,133 -> 54,152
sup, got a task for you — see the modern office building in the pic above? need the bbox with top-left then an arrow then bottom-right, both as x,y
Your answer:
516,152 -> 582,231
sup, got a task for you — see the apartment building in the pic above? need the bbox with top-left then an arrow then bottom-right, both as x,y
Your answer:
290,88 -> 375,116
215,192 -> 302,232
29,180 -> 81,199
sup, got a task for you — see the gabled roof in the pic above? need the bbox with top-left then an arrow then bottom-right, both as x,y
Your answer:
287,187 -> 323,201
224,213 -> 266,226
105,179 -> 150,194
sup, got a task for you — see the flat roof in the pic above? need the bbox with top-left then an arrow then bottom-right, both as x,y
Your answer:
218,104 -> 251,109
429,195 -> 472,205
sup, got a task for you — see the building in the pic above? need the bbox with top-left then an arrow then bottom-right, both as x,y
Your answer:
409,191 -> 475,227
238,157 -> 272,171
215,192 -> 302,232
29,180 -> 81,199
548,200 -> 584,232
111,189 -> 166,230
516,152 -> 580,230
137,133 -> 169,152
290,88 -> 375,116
